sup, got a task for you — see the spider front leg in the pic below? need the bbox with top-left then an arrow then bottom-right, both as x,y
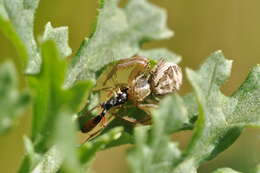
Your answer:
103,55 -> 149,85
113,103 -> 158,125
136,103 -> 159,125
113,112 -> 143,125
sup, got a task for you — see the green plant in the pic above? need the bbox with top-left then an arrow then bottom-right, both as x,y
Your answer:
0,0 -> 259,173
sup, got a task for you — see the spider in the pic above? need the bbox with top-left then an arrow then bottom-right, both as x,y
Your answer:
78,55 -> 182,140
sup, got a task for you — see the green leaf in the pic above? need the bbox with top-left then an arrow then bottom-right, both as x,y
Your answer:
28,40 -> 92,151
0,0 -> 41,74
21,112 -> 83,173
42,22 -> 72,58
128,127 -> 181,173
127,51 -> 259,173
153,94 -> 190,134
211,168 -> 243,173
255,164 -> 260,173
65,0 -> 178,88
78,127 -> 124,167
139,48 -> 181,63
0,61 -> 30,134
18,41 -> 92,173
31,146 -> 63,173
127,94 -> 188,173
182,93 -> 199,125
99,92 -> 197,149
172,51 -> 260,172
0,0 -> 27,66
18,137 -> 41,173
0,1 -> 73,74
52,111 -> 82,173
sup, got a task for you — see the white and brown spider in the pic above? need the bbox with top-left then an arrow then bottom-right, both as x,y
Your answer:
79,55 -> 182,139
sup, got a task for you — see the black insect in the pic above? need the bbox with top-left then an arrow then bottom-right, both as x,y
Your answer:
80,87 -> 129,133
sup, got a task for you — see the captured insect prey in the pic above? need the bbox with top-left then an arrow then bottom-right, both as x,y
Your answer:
80,87 -> 128,133
78,55 -> 183,140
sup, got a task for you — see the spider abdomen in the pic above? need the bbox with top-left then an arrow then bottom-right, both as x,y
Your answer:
150,60 -> 182,95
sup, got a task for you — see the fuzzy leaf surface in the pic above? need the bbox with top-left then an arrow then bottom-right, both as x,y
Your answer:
0,1 -> 72,74
0,0 -> 41,73
17,41 -> 92,173
127,51 -> 260,173
127,94 -> 189,173
0,61 -> 30,134
28,41 -> 91,151
42,22 -> 72,58
173,51 -> 260,172
65,0 -> 179,87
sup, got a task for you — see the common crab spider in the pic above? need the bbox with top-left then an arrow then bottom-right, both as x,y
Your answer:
79,55 -> 182,140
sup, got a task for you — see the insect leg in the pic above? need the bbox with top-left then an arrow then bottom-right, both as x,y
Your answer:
82,127 -> 104,142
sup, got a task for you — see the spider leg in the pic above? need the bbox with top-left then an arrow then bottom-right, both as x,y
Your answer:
144,97 -> 160,104
104,84 -> 128,98
93,86 -> 120,102
136,103 -> 159,124
93,86 -> 114,92
127,62 -> 149,84
137,103 -> 158,114
78,104 -> 101,123
103,55 -> 148,85
114,112 -> 152,125
111,103 -> 155,125
113,113 -> 141,124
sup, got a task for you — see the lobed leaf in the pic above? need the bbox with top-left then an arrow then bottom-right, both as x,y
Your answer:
172,51 -> 260,172
28,40 -> 92,150
65,0 -> 179,88
18,41 -> 92,173
42,22 -> 72,58
139,48 -> 181,63
31,146 -> 63,173
51,111 -> 83,173
0,0 -> 72,74
0,0 -> 41,73
97,92 -> 198,149
78,127 -> 124,167
127,94 -> 188,173
128,51 -> 259,173
0,61 -> 30,134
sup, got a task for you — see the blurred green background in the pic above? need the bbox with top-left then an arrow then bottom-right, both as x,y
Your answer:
0,0 -> 259,173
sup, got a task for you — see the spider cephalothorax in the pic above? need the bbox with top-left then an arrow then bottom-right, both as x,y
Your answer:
128,73 -> 151,102
101,55 -> 153,103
